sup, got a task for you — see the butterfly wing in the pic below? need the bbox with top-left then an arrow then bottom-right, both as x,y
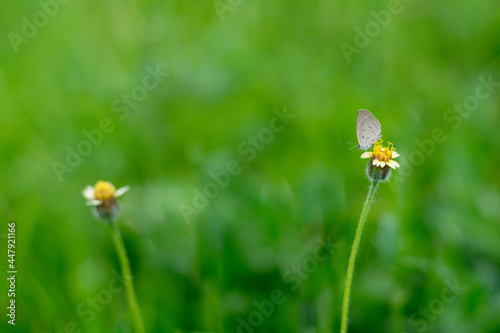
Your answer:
356,109 -> 382,150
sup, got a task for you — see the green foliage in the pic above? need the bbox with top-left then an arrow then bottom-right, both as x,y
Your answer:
1,0 -> 499,332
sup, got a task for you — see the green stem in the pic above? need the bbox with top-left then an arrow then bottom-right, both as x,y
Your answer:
340,180 -> 379,333
110,222 -> 145,333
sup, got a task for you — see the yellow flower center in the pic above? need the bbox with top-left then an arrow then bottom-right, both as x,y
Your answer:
94,181 -> 116,200
372,140 -> 396,162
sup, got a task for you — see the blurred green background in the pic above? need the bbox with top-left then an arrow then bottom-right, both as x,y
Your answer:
1,0 -> 500,332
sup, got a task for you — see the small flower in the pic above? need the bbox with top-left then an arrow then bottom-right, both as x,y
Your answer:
82,181 -> 129,222
361,140 -> 400,181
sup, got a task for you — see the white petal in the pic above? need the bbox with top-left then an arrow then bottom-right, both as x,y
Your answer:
392,151 -> 400,158
387,160 -> 400,169
82,186 -> 95,200
373,159 -> 386,167
360,152 -> 372,159
115,186 -> 130,198
86,200 -> 102,206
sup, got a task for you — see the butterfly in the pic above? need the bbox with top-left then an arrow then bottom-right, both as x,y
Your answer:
345,109 -> 382,151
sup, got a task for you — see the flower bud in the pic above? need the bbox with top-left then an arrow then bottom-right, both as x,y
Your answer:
366,159 -> 391,181
94,198 -> 121,222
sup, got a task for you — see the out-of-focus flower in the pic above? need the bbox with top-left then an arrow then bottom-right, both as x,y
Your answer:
82,181 -> 129,221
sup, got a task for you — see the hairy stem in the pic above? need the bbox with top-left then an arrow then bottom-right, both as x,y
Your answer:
111,222 -> 145,333
340,179 -> 379,333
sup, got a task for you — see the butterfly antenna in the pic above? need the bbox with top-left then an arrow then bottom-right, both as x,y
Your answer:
343,141 -> 357,152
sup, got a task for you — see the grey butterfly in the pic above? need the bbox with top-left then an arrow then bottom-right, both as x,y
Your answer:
356,109 -> 381,150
